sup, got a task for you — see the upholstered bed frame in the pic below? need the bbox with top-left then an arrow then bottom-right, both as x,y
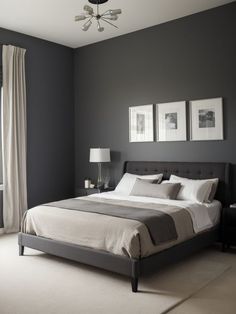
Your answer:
18,161 -> 231,292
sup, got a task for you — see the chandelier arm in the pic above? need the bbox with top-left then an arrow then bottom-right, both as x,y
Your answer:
101,17 -> 118,29
101,10 -> 110,16
102,16 -> 118,21
83,16 -> 94,27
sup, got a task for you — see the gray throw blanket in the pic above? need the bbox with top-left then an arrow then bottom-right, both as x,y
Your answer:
46,198 -> 178,245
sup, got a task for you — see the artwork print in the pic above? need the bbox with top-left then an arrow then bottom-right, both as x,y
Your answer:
190,98 -> 223,141
165,112 -> 178,130
157,101 -> 186,142
129,105 -> 154,142
198,109 -> 215,128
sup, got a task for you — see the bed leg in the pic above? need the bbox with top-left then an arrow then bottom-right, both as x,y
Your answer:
131,259 -> 140,292
131,277 -> 138,292
19,245 -> 24,256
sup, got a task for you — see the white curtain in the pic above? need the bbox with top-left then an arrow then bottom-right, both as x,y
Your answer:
2,45 -> 28,233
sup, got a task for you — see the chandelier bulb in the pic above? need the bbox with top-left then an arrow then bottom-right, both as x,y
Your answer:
109,9 -> 122,15
98,26 -> 104,32
75,15 -> 87,22
82,20 -> 92,31
84,5 -> 94,14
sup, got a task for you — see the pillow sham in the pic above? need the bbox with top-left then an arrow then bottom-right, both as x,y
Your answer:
169,175 -> 213,203
205,178 -> 219,202
115,172 -> 163,195
130,179 -> 181,199
169,175 -> 219,203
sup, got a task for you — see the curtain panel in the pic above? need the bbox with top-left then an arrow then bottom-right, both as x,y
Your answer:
0,66 -> 2,86
2,45 -> 28,233
0,67 -> 3,230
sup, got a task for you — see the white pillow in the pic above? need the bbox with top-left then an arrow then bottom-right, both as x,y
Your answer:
169,175 -> 213,203
115,172 -> 163,195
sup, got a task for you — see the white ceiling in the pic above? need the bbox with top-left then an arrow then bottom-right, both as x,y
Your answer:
0,0 -> 233,48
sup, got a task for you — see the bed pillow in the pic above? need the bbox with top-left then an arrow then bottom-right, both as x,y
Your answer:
115,172 -> 163,195
169,175 -> 213,203
206,178 -> 219,202
163,177 -> 219,202
130,179 -> 181,199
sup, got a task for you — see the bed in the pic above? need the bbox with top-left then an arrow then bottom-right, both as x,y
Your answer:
18,161 -> 231,292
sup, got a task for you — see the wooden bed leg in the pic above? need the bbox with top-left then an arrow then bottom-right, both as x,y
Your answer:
131,277 -> 138,292
131,259 -> 140,292
19,245 -> 24,256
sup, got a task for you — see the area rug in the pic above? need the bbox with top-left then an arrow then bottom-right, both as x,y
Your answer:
0,234 -> 230,314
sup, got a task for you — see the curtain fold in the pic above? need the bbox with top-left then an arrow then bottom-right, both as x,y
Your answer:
2,45 -> 28,233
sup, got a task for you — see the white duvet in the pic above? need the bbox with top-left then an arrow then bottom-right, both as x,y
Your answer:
23,192 -> 221,258
90,192 -> 221,233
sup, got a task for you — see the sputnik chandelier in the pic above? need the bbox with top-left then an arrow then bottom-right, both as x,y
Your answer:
75,0 -> 122,32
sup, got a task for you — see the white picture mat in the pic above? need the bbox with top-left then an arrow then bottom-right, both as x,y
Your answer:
157,101 -> 187,142
129,105 -> 154,142
190,98 -> 223,141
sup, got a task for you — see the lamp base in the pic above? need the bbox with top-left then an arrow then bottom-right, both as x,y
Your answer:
96,182 -> 104,189
96,162 -> 104,190
89,0 -> 108,4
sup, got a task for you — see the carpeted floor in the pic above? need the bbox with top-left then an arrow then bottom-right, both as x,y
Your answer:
0,234 -> 235,314
169,246 -> 236,314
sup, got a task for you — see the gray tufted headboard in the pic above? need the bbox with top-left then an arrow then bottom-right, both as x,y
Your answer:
124,161 -> 231,206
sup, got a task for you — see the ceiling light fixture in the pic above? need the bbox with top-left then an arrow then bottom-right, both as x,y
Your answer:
75,0 -> 122,32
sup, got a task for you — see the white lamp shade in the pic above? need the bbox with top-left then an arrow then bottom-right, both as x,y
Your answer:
90,148 -> 111,163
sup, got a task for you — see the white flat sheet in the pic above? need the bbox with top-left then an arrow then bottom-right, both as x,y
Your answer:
88,192 -> 222,233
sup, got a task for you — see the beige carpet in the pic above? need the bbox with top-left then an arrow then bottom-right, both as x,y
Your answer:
169,246 -> 236,314
0,234 -> 230,314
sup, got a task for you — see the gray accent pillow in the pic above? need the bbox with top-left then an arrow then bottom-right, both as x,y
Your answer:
130,179 -> 181,200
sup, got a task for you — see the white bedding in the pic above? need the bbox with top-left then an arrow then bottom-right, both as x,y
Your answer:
23,192 -> 221,258
89,192 -> 221,233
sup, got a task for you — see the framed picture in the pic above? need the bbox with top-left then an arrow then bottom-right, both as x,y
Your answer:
190,98 -> 223,141
156,101 -> 187,142
129,105 -> 154,142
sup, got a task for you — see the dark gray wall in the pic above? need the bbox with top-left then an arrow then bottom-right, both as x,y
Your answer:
0,28 -> 75,215
0,2 -> 235,227
74,2 -> 236,200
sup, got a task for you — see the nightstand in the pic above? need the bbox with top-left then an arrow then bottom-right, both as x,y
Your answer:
221,206 -> 236,251
75,187 -> 115,197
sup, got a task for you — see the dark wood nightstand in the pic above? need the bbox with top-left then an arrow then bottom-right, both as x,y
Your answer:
221,206 -> 236,251
75,187 -> 115,197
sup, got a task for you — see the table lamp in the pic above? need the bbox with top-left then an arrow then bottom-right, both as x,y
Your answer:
89,148 -> 111,188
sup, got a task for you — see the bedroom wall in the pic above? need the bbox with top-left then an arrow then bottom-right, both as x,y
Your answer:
0,28 -> 74,227
74,2 -> 236,200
